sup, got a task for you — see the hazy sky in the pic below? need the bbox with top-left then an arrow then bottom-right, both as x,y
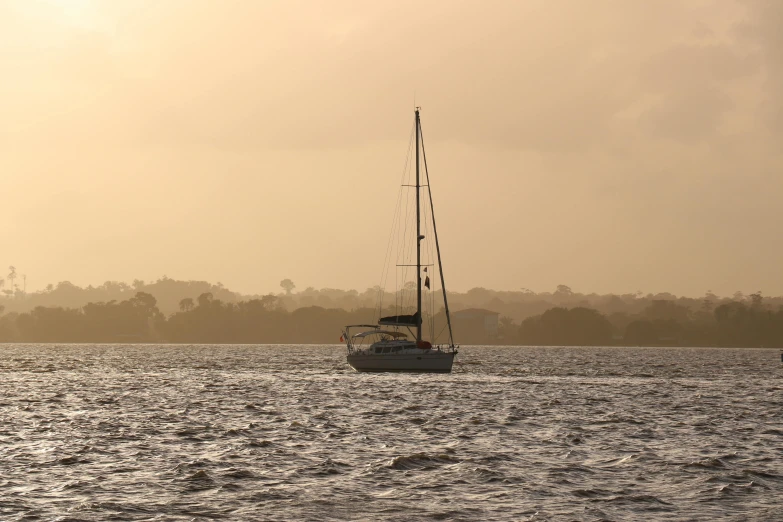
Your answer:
1,0 -> 781,297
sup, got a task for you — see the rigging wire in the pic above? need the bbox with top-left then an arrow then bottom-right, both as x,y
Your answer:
419,118 -> 455,346
374,111 -> 448,344
427,190 -> 437,340
398,135 -> 416,314
397,115 -> 420,316
376,121 -> 415,320
419,161 -> 437,340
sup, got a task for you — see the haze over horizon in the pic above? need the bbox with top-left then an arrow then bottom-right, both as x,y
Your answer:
2,0 -> 782,298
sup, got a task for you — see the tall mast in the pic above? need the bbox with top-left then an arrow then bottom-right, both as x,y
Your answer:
419,120 -> 454,347
415,108 -> 422,342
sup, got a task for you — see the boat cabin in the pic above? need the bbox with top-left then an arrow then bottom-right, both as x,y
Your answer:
372,344 -> 408,354
342,325 -> 417,352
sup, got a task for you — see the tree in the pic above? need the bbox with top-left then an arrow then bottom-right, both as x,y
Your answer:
7,266 -> 17,292
179,297 -> 195,312
280,279 -> 296,295
519,307 -> 612,346
197,292 -> 214,308
498,315 -> 515,339
261,294 -> 278,310
130,292 -> 158,312
644,300 -> 690,322
625,320 -> 658,345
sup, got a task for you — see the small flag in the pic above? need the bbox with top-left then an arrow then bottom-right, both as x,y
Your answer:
340,334 -> 345,342
423,267 -> 428,272
424,276 -> 430,289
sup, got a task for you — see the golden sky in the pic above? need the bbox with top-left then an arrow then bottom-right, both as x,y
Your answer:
1,0 -> 781,297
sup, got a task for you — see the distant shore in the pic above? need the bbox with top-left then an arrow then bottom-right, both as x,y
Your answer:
2,280 -> 783,348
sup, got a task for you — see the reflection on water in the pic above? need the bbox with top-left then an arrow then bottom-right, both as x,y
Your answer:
0,345 -> 781,520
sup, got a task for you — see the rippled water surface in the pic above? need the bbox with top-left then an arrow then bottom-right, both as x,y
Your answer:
1,345 -> 781,521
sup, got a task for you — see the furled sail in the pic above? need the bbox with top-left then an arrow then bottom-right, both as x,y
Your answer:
378,311 -> 419,327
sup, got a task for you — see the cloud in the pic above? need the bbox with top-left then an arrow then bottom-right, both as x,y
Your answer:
736,0 -> 783,133
1,0 -> 777,154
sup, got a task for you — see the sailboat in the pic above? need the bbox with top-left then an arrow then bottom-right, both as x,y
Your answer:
342,108 -> 458,373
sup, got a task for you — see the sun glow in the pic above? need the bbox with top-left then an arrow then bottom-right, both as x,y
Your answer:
29,0 -> 101,29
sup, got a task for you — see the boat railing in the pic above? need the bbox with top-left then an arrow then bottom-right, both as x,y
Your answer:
435,344 -> 459,353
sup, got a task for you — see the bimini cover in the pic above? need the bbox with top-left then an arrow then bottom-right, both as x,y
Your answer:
378,311 -> 419,326
352,330 -> 408,339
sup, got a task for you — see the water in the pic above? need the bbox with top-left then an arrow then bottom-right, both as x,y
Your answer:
0,345 -> 781,521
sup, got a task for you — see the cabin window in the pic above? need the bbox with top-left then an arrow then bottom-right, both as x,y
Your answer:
392,346 -> 402,352
382,347 -> 392,353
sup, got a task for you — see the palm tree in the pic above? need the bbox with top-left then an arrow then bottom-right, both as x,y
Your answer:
7,267 -> 16,294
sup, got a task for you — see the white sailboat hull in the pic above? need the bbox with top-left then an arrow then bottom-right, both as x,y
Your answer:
347,351 -> 456,373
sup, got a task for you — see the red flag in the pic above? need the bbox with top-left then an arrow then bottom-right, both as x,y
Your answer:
424,276 -> 430,289
340,334 -> 345,342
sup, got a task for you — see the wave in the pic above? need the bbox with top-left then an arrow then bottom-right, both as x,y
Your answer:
184,469 -> 213,482
718,481 -> 767,494
466,466 -> 507,483
52,455 -> 88,466
386,452 -> 461,470
310,458 -> 350,476
603,494 -> 673,505
685,453 -> 741,469
220,468 -> 257,479
571,488 -> 616,498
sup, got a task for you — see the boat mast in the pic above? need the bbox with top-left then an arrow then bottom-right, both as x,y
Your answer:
419,117 -> 455,347
415,108 -> 422,343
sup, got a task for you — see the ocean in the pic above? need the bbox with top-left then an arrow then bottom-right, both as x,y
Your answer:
1,344 -> 781,521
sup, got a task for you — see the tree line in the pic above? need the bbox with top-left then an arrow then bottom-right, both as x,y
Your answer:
3,273 -> 782,326
517,294 -> 783,347
1,289 -> 783,347
0,292 -> 408,344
